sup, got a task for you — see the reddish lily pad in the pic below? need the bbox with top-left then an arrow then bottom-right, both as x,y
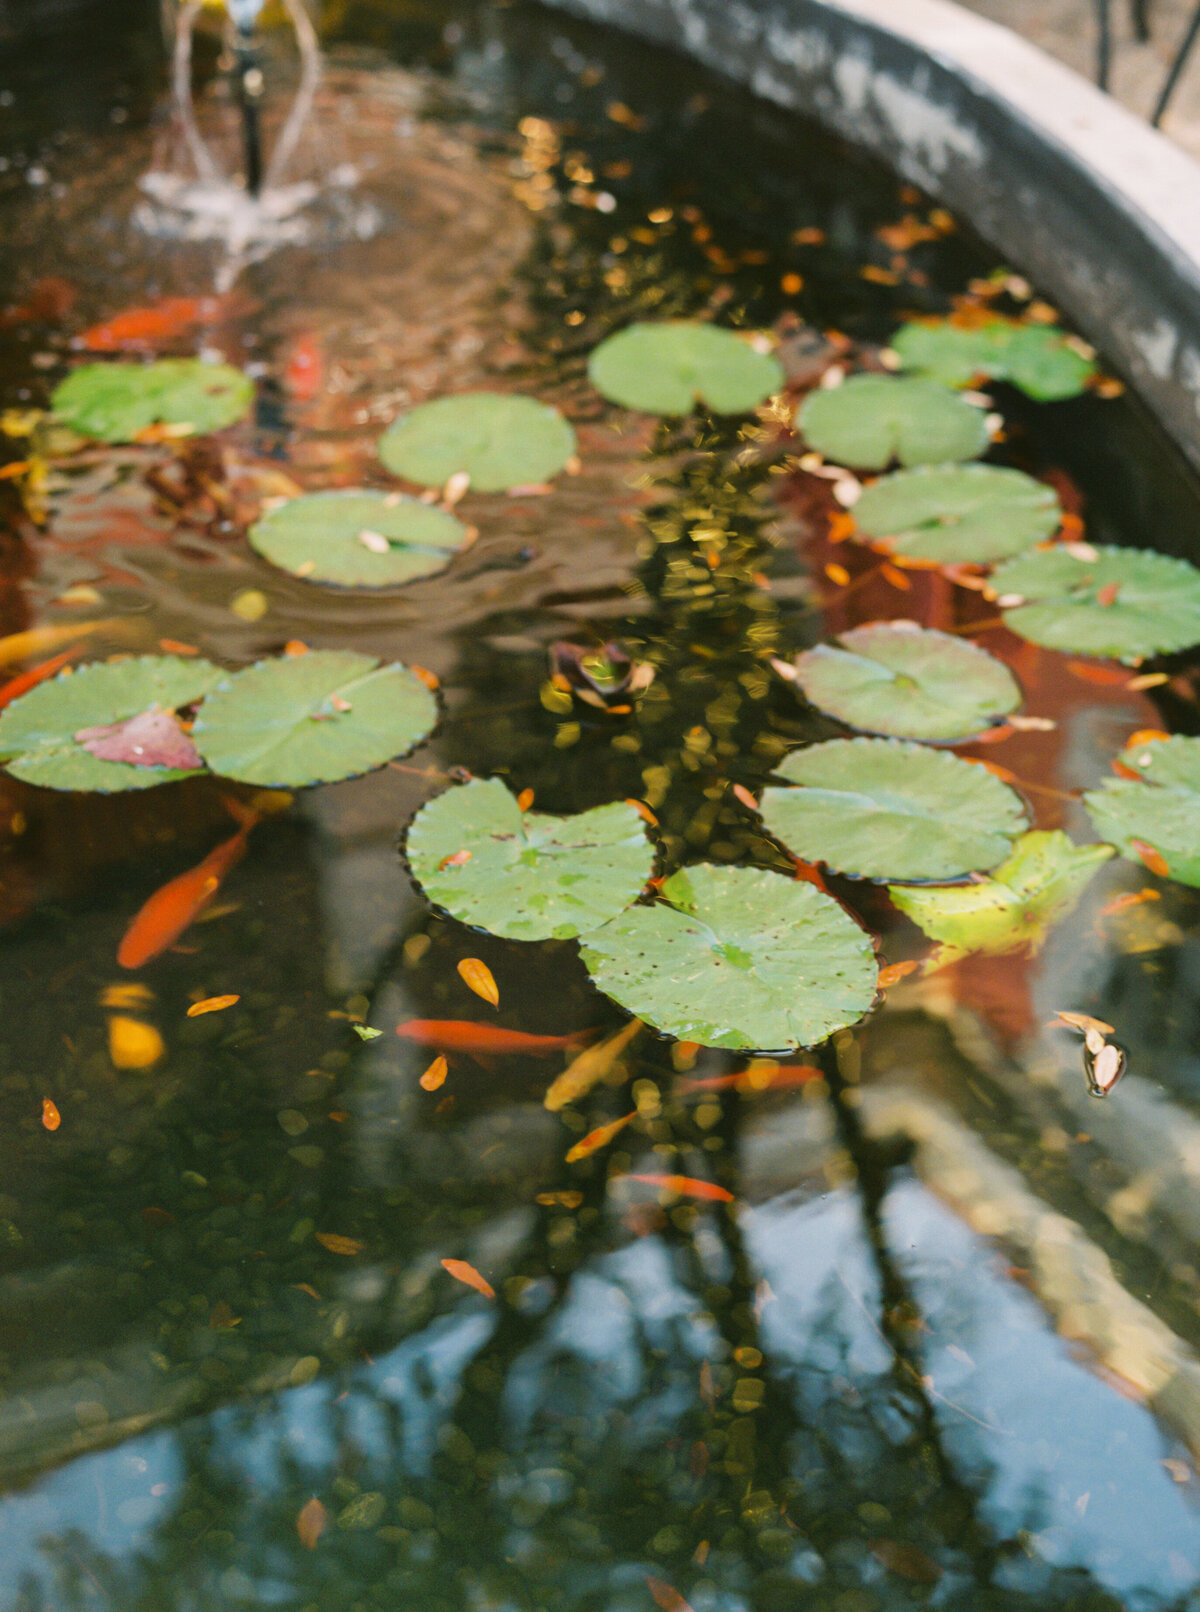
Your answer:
76,708 -> 202,770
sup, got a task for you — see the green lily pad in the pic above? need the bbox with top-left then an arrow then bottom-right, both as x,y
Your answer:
892,318 -> 1096,402
406,777 -> 655,941
851,464 -> 1061,566
248,490 -> 471,588
192,651 -> 437,787
1084,734 -> 1200,886
889,830 -> 1114,956
760,737 -> 1027,880
991,545 -> 1200,659
579,864 -> 878,1051
0,655 -> 222,790
377,393 -> 576,492
796,374 -> 989,470
52,359 -> 253,442
791,623 -> 1021,742
587,321 -> 784,415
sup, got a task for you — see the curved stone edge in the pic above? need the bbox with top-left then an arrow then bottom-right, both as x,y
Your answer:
539,0 -> 1200,476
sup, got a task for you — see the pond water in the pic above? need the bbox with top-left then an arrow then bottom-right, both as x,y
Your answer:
3,2 -> 1200,1609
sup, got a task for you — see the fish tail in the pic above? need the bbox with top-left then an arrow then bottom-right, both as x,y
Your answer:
564,1027 -> 601,1051
219,794 -> 262,833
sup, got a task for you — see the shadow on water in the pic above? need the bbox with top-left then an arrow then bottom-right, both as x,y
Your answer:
1,2 -> 1200,1609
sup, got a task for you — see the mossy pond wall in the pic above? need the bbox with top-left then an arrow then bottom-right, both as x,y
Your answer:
3,1 -> 1200,1608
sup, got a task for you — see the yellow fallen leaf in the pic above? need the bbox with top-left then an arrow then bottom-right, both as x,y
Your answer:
315,1232 -> 363,1256
544,1019 -> 642,1111
108,1015 -> 165,1069
187,994 -> 240,1017
441,1257 -> 495,1299
458,957 -> 499,1008
420,1055 -> 448,1091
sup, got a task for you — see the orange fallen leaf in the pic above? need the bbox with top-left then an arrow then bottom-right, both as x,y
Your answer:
292,1282 -> 321,1299
622,1174 -> 734,1202
186,994 -> 239,1017
517,787 -> 535,810
731,784 -> 758,811
824,561 -> 850,586
1126,729 -> 1171,749
411,664 -> 440,690
1131,839 -> 1169,877
878,959 -> 918,989
41,1098 -> 60,1131
458,957 -> 499,1007
565,1109 -> 637,1162
1052,1009 -> 1116,1036
296,1496 -> 327,1550
646,1576 -> 696,1612
881,561 -> 913,590
626,798 -> 659,826
315,1233 -> 363,1256
441,1257 -> 496,1299
283,639 -> 309,657
438,848 -> 472,870
158,638 -> 199,656
1096,581 -> 1121,607
827,510 -> 856,542
1127,671 -> 1169,690
420,1055 -> 448,1092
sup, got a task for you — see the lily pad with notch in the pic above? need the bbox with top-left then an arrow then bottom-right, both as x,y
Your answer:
0,654 -> 222,790
760,736 -> 1028,880
191,650 -> 437,787
248,489 -> 471,588
1084,733 -> 1200,886
579,863 -> 878,1050
796,374 -> 989,470
587,321 -> 784,415
892,318 -> 1096,402
406,777 -> 655,941
790,622 -> 1021,741
52,359 -> 253,443
889,830 -> 1114,957
377,392 -> 576,492
991,545 -> 1200,659
851,463 -> 1061,566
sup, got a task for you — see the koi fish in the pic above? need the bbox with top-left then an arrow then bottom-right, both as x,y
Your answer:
117,798 -> 260,968
0,644 -> 83,710
395,1020 -> 594,1056
621,1174 -> 734,1202
76,294 -> 233,352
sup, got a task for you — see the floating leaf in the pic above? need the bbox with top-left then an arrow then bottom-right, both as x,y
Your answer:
420,1055 -> 448,1091
587,321 -> 783,415
851,464 -> 1060,566
0,655 -> 222,791
41,1097 -> 61,1131
458,957 -> 499,1007
52,359 -> 253,442
888,830 -> 1113,957
441,1257 -> 496,1299
892,317 -> 1095,401
76,708 -> 202,770
790,623 -> 1020,741
296,1498 -> 327,1550
186,994 -> 239,1017
1084,734 -> 1200,886
353,1024 -> 382,1041
248,489 -> 471,588
192,651 -> 437,787
579,864 -> 878,1051
406,777 -> 654,942
796,375 -> 989,470
315,1232 -> 363,1256
760,738 -> 1026,881
991,545 -> 1200,659
378,392 -> 575,492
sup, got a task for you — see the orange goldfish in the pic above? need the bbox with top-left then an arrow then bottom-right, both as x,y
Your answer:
0,645 -> 83,710
117,798 -> 260,968
76,294 -> 235,352
395,1020 -> 594,1056
622,1174 -> 734,1202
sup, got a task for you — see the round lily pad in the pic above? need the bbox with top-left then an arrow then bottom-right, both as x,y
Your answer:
406,777 -> 655,941
377,393 -> 576,492
991,545 -> 1200,659
1084,735 -> 1200,886
0,655 -> 222,791
892,318 -> 1095,402
587,321 -> 784,415
248,489 -> 471,589
192,651 -> 437,787
889,830 -> 1114,955
791,623 -> 1021,742
52,359 -> 253,442
579,864 -> 878,1051
852,464 -> 1060,566
760,737 -> 1027,880
796,374 -> 989,470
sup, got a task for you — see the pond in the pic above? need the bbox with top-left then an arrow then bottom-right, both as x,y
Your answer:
2,1 -> 1200,1608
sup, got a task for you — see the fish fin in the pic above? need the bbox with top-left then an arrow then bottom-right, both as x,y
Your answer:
468,1053 -> 498,1074
220,794 -> 262,833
